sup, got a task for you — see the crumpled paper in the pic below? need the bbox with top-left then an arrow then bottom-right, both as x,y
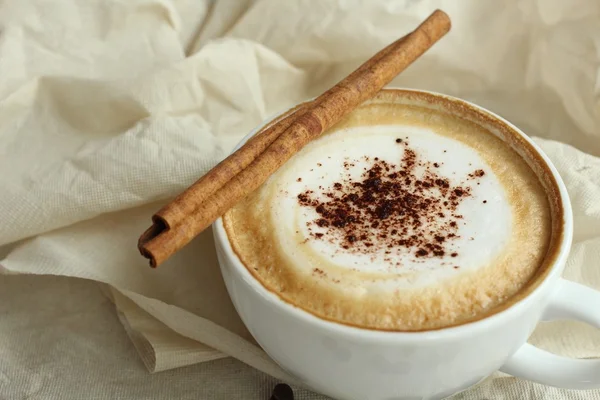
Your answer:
1,0 -> 599,399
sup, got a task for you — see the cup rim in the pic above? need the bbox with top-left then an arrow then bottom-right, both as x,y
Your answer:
212,88 -> 574,342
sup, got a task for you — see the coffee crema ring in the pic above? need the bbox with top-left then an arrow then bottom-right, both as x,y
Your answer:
224,90 -> 556,332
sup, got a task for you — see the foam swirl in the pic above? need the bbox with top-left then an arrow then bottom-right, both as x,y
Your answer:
224,95 -> 551,331
271,126 -> 511,292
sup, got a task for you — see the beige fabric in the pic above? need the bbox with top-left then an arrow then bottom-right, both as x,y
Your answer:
1,0 -> 599,398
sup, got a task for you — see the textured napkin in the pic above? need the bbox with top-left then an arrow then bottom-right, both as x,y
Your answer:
1,0 -> 600,398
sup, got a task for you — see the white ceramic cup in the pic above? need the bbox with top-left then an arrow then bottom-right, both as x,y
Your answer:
212,89 -> 600,400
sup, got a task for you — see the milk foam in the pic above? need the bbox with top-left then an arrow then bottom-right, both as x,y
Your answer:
224,93 -> 552,331
269,125 -> 512,293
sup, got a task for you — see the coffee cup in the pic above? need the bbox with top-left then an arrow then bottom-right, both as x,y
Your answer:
213,89 -> 600,400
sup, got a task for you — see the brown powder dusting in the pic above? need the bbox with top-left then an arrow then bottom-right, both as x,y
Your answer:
296,138 -> 487,266
468,169 -> 486,179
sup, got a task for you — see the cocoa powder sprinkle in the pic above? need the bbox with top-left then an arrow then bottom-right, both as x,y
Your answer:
296,138 -> 488,265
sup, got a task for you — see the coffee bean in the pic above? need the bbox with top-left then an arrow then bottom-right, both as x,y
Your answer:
270,383 -> 294,400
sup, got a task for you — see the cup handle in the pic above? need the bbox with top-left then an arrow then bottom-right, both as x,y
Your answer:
500,278 -> 600,389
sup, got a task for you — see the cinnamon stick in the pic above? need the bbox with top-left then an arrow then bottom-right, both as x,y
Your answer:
139,9 -> 451,268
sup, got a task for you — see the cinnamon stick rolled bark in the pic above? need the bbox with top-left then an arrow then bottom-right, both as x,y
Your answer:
139,9 -> 451,268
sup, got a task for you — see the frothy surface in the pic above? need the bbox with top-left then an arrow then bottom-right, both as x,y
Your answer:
279,126 -> 511,292
224,92 -> 552,331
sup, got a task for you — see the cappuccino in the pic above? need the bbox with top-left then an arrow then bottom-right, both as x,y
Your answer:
223,90 -> 553,331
